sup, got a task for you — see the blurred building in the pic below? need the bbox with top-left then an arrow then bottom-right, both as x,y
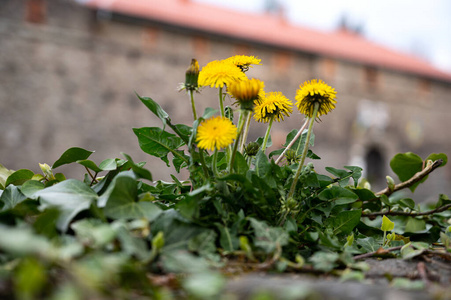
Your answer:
1,0 -> 450,200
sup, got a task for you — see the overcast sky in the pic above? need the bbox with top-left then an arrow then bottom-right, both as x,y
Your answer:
194,0 -> 451,73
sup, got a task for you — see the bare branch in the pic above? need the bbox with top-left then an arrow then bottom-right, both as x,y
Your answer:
362,203 -> 451,218
376,159 -> 443,197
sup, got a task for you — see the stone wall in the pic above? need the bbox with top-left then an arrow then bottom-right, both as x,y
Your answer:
1,0 -> 450,200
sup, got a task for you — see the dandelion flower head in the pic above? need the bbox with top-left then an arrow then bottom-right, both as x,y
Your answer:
198,60 -> 247,89
196,116 -> 237,151
254,91 -> 293,123
224,55 -> 261,72
295,79 -> 337,119
228,78 -> 264,110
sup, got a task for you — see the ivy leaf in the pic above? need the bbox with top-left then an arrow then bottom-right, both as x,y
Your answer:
426,153 -> 447,167
101,173 -> 162,221
0,163 -> 14,190
309,251 -> 339,272
381,215 -> 395,232
133,127 -> 187,167
5,169 -> 35,187
330,209 -> 362,235
404,218 -> 426,233
356,236 -> 380,252
52,147 -> 94,169
0,185 -> 28,211
389,152 -> 423,192
34,179 -> 98,231
249,218 -> 288,254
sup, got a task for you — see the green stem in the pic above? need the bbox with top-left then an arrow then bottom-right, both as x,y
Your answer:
198,149 -> 209,178
189,90 -> 197,120
219,87 -> 225,117
275,119 -> 309,165
239,112 -> 252,153
261,116 -> 274,153
212,149 -> 219,177
288,103 -> 319,199
229,109 -> 248,172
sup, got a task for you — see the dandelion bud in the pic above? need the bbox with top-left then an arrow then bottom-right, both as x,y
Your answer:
244,142 -> 259,157
185,58 -> 199,91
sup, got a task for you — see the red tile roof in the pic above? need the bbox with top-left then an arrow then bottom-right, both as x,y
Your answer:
86,0 -> 451,82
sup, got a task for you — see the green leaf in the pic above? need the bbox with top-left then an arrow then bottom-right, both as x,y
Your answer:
34,179 -> 98,231
152,210 -> 206,251
98,158 -> 118,171
0,225 -> 53,256
356,236 -> 379,252
318,186 -> 359,205
188,230 -> 219,261
133,127 -> 187,167
254,150 -> 270,177
216,223 -> 239,252
232,152 -> 249,174
15,257 -> 47,300
0,185 -> 28,211
136,93 -> 169,126
344,166 -> 363,187
249,218 -> 288,254
426,153 -> 447,167
101,173 -> 162,220
330,209 -> 362,235
0,163 -> 14,189
76,160 -> 103,173
325,167 -> 351,187
309,251 -> 339,272
71,219 -> 117,249
351,188 -> 376,201
121,153 -> 153,181
404,218 -> 426,233
183,272 -> 225,299
390,152 -> 423,192
381,215 -> 395,232
52,147 -> 94,169
5,169 -> 34,187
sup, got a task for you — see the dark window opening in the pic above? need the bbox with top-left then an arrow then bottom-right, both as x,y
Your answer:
365,147 -> 384,186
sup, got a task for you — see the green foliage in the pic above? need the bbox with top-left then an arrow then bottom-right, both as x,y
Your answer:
0,66 -> 449,299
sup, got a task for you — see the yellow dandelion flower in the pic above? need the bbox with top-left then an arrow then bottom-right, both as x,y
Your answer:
295,79 -> 337,119
196,116 -> 237,151
224,55 -> 261,72
228,78 -> 264,110
254,91 -> 293,123
198,60 -> 247,88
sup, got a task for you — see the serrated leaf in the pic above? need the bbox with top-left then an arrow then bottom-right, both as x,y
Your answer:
133,127 -> 187,167
52,147 -> 94,169
34,179 -> 98,231
330,209 -> 362,235
5,169 -> 34,187
390,152 -> 423,192
318,186 -> 359,205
